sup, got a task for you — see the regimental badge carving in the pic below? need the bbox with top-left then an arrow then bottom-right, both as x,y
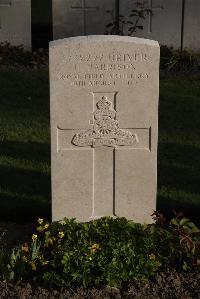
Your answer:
72,95 -> 138,148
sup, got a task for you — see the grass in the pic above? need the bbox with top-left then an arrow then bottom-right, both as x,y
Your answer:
0,70 -> 51,221
158,74 -> 200,223
0,69 -> 200,223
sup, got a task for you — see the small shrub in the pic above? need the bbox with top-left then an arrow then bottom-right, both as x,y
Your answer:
160,46 -> 200,72
0,214 -> 199,290
0,42 -> 48,69
106,1 -> 152,36
167,50 -> 200,72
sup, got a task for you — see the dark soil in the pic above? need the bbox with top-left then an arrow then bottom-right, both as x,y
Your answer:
0,269 -> 199,299
0,222 -> 199,298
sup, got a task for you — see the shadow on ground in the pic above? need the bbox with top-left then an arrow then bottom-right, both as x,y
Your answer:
0,140 -> 51,222
157,137 -> 200,224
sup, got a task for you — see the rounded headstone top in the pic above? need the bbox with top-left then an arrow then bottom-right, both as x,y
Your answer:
49,35 -> 159,48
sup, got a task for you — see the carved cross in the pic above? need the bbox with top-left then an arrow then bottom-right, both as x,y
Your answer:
57,92 -> 150,219
70,0 -> 99,35
143,0 -> 164,33
0,0 -> 12,29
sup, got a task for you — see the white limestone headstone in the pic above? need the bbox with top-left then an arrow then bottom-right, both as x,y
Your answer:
0,0 -> 31,49
53,0 -> 115,39
120,0 -> 182,49
50,35 -> 160,224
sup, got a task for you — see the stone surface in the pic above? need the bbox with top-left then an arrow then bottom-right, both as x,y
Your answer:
50,35 -> 160,223
52,0 -> 115,39
119,0 -> 182,49
183,0 -> 200,51
52,0 -> 200,50
0,0 -> 31,49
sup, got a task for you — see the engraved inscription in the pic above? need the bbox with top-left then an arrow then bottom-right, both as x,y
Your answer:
72,96 -> 138,148
59,51 -> 151,87
66,52 -> 150,62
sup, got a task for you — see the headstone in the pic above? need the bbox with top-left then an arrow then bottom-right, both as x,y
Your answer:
50,35 -> 159,224
183,0 -> 200,51
52,0 -> 115,39
120,0 -> 182,49
0,0 -> 31,49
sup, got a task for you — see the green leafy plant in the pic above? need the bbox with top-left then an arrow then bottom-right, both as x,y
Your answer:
106,1 -> 152,36
170,212 -> 200,268
151,211 -> 200,269
1,215 -> 199,289
2,235 -> 42,282
165,49 -> 200,72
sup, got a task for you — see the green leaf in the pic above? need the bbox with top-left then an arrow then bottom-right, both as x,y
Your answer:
182,261 -> 188,270
180,218 -> 190,227
170,218 -> 179,226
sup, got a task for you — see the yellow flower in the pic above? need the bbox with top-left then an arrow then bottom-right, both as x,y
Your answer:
21,243 -> 29,252
89,257 -> 92,261
44,260 -> 49,265
38,218 -> 43,225
29,261 -> 36,271
149,253 -> 156,260
44,223 -> 49,229
22,256 -> 28,262
58,231 -> 65,238
91,243 -> 100,252
32,234 -> 38,241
